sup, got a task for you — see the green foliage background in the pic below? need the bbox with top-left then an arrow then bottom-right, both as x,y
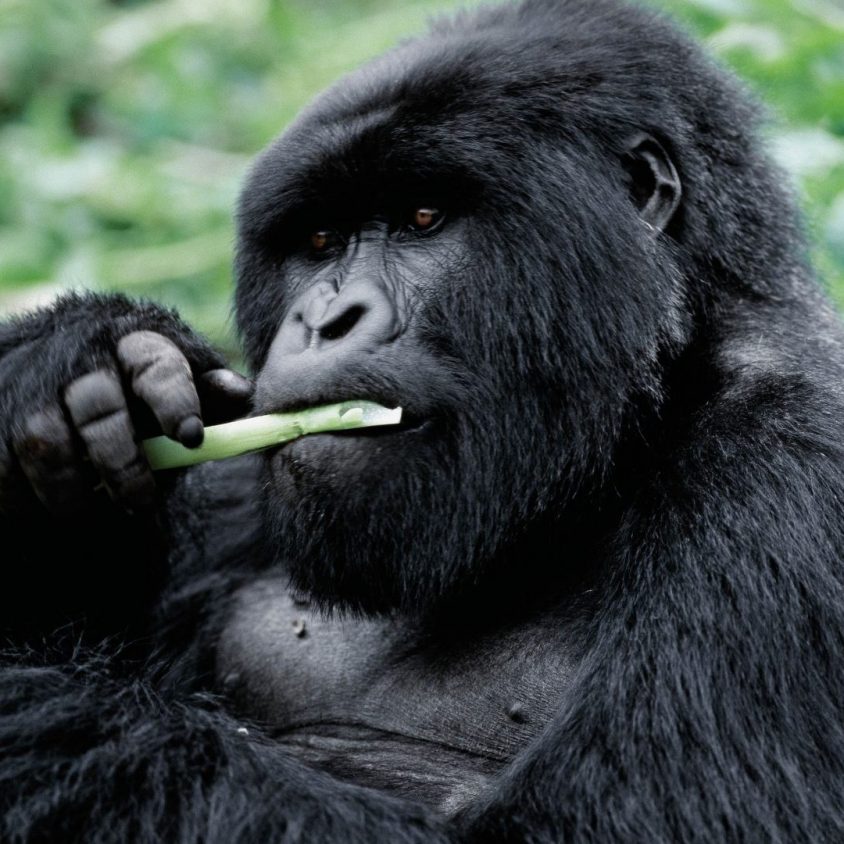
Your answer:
1,0 -> 843,360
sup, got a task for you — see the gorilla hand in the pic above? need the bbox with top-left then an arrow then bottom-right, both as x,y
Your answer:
0,293 -> 253,518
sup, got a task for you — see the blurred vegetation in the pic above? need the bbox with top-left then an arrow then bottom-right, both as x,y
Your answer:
0,0 -> 842,360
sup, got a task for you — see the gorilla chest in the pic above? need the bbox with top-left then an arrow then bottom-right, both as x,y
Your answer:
216,576 -> 576,815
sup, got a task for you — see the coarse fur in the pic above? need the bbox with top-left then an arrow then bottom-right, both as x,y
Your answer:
3,0 -> 844,841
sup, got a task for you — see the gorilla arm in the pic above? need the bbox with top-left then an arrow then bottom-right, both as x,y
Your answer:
0,453 -> 452,842
0,648 -> 451,842
456,368 -> 844,842
0,292 -> 252,640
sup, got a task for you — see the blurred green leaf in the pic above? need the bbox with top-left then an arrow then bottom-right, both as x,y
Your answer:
0,0 -> 842,344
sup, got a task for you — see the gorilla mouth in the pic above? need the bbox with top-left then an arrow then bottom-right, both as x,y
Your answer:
330,414 -> 432,437
267,414 -> 435,501
253,358 -> 457,467
285,413 -> 432,448
267,401 -> 434,474
259,386 -> 434,445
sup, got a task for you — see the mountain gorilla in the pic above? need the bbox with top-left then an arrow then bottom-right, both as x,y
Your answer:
3,0 -> 844,840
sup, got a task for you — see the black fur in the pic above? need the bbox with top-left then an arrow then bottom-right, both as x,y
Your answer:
3,0 -> 844,840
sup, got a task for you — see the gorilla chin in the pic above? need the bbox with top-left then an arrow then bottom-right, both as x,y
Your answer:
268,414 -> 437,502
263,408 -> 512,617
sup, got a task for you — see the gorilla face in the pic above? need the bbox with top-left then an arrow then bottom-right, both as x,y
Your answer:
234,5 -> 690,615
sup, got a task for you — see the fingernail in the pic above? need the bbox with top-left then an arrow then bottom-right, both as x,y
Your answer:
206,369 -> 254,396
229,371 -> 254,395
176,415 -> 204,448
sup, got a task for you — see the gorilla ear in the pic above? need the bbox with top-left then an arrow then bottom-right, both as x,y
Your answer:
621,133 -> 682,233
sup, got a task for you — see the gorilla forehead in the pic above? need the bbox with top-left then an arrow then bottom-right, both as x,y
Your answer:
240,0 -> 754,231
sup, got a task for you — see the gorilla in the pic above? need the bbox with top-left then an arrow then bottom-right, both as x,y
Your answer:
2,0 -> 844,840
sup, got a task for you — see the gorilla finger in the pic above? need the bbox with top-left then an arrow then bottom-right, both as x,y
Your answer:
116,330 -> 204,447
64,370 -> 156,513
197,369 -> 254,424
12,406 -> 94,515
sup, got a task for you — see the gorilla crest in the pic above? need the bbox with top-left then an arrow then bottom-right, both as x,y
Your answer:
2,0 -> 844,841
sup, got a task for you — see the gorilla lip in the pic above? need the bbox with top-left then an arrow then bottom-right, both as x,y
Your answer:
282,409 -> 430,448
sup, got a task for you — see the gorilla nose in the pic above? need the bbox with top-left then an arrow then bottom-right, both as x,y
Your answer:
278,281 -> 399,354
273,281 -> 403,359
306,297 -> 368,346
254,280 -> 402,412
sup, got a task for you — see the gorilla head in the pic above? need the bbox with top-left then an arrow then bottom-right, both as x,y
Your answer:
234,0 -> 803,616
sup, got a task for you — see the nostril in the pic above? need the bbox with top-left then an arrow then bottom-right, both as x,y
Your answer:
319,305 -> 365,341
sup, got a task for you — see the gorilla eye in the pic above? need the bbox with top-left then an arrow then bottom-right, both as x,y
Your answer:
409,207 -> 444,233
311,231 -> 330,251
309,229 -> 343,255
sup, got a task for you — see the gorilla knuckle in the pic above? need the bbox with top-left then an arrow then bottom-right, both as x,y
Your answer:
116,329 -> 179,361
76,406 -> 133,450
118,332 -> 195,406
64,370 -> 125,425
14,408 -> 73,464
117,330 -> 191,379
105,454 -> 151,488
